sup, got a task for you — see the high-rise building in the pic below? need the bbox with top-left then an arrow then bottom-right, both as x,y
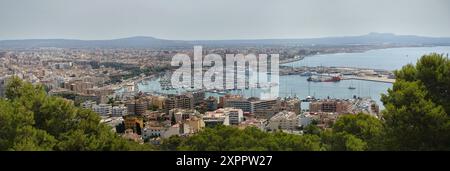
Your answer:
127,101 -> 147,115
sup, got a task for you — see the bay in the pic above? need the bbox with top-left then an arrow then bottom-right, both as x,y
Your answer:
282,46 -> 450,70
135,46 -> 450,109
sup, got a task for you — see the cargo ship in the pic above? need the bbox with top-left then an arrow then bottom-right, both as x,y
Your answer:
307,74 -> 341,82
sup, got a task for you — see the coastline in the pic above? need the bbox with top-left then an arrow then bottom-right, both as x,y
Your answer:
279,45 -> 441,66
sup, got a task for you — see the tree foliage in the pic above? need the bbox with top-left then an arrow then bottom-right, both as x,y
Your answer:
2,53 -> 449,151
381,53 -> 450,150
0,76 -> 154,151
159,54 -> 449,151
332,113 -> 384,150
162,126 -> 323,151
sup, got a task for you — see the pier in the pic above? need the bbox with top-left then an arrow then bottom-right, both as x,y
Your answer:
341,76 -> 395,83
279,64 -> 396,83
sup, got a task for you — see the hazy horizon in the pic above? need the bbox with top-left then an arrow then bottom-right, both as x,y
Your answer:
2,32 -> 450,42
1,0 -> 450,40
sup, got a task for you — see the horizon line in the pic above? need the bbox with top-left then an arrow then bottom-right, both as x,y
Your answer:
2,32 -> 450,42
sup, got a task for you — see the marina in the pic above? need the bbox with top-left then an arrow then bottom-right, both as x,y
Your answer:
117,46 -> 450,110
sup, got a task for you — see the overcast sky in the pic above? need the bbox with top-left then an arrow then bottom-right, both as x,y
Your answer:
1,0 -> 449,40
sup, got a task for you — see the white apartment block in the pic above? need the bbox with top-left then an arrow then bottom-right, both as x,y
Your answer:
92,104 -> 112,116
266,111 -> 299,131
224,108 -> 244,125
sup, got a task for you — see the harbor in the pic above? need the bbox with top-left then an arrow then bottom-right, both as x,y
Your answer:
341,75 -> 395,83
115,46 -> 450,110
279,65 -> 396,83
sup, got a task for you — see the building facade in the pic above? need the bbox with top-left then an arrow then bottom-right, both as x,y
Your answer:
112,105 -> 128,116
266,111 -> 299,131
92,103 -> 112,116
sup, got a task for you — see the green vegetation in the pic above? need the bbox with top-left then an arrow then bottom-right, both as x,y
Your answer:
160,126 -> 323,151
159,114 -> 380,151
381,53 -> 450,150
320,113 -> 383,151
1,53 -> 448,151
160,53 -> 449,151
0,77 -> 154,151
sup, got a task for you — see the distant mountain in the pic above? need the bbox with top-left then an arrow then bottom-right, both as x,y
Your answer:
1,33 -> 450,49
0,36 -> 188,49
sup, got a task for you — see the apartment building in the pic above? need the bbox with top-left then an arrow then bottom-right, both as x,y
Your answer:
266,111 -> 299,131
225,99 -> 252,113
309,99 -> 352,114
112,105 -> 128,116
164,94 -> 194,113
281,97 -> 301,114
225,108 -> 244,125
251,99 -> 281,119
92,103 -> 112,116
169,108 -> 200,123
127,101 -> 147,115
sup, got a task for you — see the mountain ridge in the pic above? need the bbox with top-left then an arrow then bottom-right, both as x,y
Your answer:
1,33 -> 450,49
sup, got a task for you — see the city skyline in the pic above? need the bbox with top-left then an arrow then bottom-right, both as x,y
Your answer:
1,0 -> 450,40
0,0 -> 449,168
